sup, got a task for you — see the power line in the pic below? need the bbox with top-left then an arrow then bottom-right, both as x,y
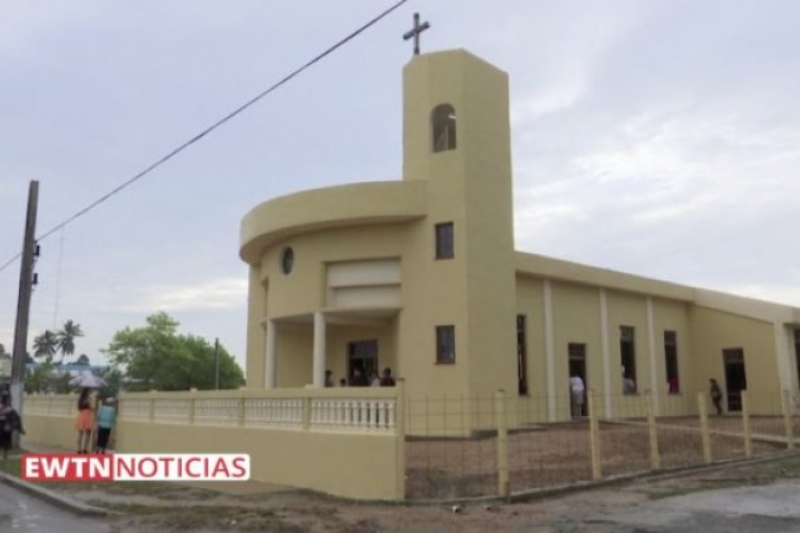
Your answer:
0,0 -> 408,276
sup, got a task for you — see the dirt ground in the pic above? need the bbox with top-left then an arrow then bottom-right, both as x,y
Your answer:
405,417 -> 789,499
38,453 -> 800,533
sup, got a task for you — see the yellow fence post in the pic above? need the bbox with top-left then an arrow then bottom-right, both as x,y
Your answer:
742,390 -> 752,458
149,389 -> 157,423
645,394 -> 661,470
395,379 -> 406,501
495,389 -> 510,498
782,389 -> 794,450
697,392 -> 712,464
588,390 -> 602,480
189,387 -> 197,425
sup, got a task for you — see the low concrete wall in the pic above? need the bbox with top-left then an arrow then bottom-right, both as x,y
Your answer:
117,421 -> 400,500
22,386 -> 406,501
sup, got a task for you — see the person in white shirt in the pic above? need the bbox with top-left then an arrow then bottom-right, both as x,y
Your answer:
570,375 -> 585,417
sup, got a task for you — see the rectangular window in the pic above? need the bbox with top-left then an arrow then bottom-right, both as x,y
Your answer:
435,222 -> 454,259
436,326 -> 456,364
620,326 -> 637,394
517,315 -> 528,395
664,331 -> 679,393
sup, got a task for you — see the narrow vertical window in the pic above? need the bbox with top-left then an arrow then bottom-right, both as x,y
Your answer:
436,326 -> 456,364
517,315 -> 528,395
664,331 -> 679,393
620,326 -> 637,394
431,104 -> 456,152
435,222 -> 454,259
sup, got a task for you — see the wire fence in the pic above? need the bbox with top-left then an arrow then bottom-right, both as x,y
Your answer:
405,389 -> 800,500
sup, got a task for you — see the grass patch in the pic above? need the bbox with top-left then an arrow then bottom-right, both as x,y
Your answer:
0,458 -> 21,477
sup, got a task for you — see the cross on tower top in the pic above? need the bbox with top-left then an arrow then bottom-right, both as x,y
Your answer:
402,12 -> 430,56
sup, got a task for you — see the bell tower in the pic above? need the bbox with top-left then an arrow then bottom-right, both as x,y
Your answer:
400,46 -> 518,403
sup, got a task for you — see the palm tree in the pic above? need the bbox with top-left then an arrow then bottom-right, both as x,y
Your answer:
57,320 -> 84,362
32,331 -> 58,359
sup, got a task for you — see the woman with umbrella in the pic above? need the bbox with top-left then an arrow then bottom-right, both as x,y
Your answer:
74,388 -> 94,454
71,371 -> 106,454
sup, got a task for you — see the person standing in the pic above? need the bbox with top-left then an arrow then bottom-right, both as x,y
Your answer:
710,379 -> 723,415
380,368 -> 396,387
0,393 -> 24,460
95,397 -> 117,454
74,389 -> 95,454
570,375 -> 585,417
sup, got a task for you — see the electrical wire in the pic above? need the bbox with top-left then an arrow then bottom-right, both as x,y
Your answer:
0,0 -> 408,276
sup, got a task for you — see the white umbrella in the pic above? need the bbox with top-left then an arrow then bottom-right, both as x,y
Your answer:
69,370 -> 107,389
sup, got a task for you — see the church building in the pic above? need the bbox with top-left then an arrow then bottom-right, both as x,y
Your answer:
239,46 -> 800,427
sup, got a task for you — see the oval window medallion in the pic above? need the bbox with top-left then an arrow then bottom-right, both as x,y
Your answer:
280,247 -> 294,275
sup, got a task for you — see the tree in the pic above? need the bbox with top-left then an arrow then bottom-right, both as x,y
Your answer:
57,320 -> 84,362
32,331 -> 58,359
75,354 -> 90,366
105,312 -> 244,391
0,343 -> 7,357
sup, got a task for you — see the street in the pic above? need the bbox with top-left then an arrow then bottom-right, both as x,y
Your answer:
564,480 -> 800,533
0,482 -> 112,533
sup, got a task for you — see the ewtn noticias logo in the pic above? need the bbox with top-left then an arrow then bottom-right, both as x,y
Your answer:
20,454 -> 251,482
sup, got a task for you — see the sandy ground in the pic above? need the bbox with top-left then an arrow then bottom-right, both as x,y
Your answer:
405,417 -> 788,499
36,453 -> 800,533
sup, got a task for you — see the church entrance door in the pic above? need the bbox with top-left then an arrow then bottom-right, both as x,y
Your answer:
568,343 -> 587,416
348,339 -> 378,385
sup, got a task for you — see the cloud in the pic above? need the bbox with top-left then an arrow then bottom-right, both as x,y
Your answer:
118,278 -> 248,313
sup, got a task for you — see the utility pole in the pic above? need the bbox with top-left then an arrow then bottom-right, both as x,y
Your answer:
214,337 -> 220,390
11,181 -> 39,447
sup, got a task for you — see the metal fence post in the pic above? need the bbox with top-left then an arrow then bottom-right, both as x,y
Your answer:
588,390 -> 602,480
782,389 -> 794,450
698,392 -> 712,464
495,389 -> 510,498
742,390 -> 752,458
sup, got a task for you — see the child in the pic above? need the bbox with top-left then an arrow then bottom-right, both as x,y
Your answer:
95,397 -> 118,454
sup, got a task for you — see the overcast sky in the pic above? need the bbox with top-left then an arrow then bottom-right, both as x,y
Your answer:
1,0 -> 798,370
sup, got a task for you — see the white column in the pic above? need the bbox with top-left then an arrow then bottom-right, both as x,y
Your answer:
599,289 -> 612,418
646,297 -> 660,416
543,280 -> 557,422
264,319 -> 277,389
312,312 -> 326,388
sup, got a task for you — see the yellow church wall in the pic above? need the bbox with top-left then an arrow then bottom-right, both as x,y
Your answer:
604,290 -> 651,419
515,276 -> 548,424
275,325 -> 314,388
458,56 -> 518,406
551,282 -> 603,421
245,266 -> 267,388
690,306 -> 780,415
650,298 -> 695,416
258,224 -> 410,320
